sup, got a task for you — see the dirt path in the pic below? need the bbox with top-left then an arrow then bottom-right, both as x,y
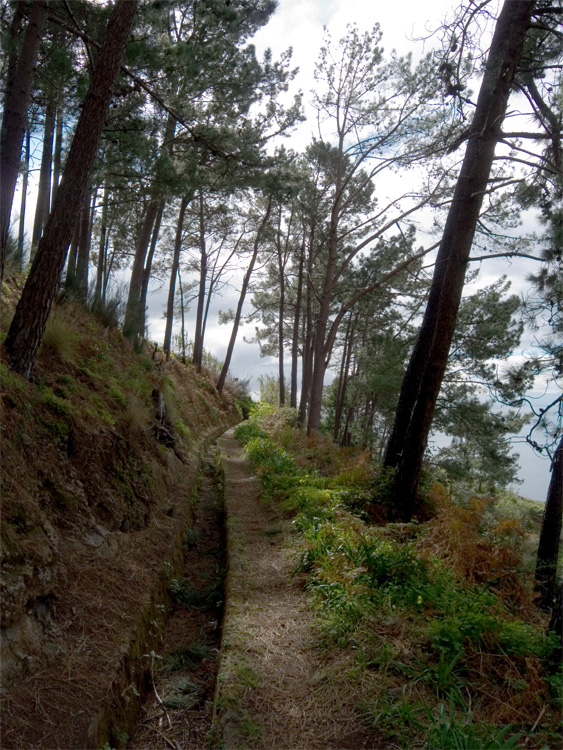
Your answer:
214,429 -> 380,750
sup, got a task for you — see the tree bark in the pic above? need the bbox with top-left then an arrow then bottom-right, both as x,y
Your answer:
51,104 -> 63,205
382,0 -> 536,521
290,240 -> 304,409
16,125 -> 31,269
535,436 -> 563,612
123,197 -> 161,338
5,0 -> 138,379
0,0 -> 48,286
217,198 -> 272,394
94,182 -> 109,303
163,195 -> 190,359
74,187 -> 94,301
139,199 -> 165,327
193,191 -> 208,371
31,100 -> 56,254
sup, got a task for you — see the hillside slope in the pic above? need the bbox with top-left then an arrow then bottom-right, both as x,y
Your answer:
0,282 -> 240,747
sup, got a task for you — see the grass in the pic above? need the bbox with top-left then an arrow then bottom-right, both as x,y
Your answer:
235,404 -> 562,749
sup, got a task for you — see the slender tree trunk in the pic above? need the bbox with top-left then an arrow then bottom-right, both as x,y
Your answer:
16,125 -> 31,269
382,0 -> 536,520
139,198 -> 165,328
334,315 -> 354,441
65,219 -> 80,289
307,133 -> 345,435
123,198 -> 160,338
290,241 -> 304,409
0,0 -> 48,287
535,436 -> 563,612
94,183 -> 108,303
217,198 -> 272,394
163,195 -> 190,359
74,187 -> 94,301
5,0 -> 139,378
193,191 -> 207,371
51,104 -> 63,205
277,230 -> 286,406
31,100 -> 56,255
298,239 -> 315,425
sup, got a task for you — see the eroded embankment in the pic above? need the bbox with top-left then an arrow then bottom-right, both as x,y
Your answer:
128,453 -> 226,749
0,425 -> 233,750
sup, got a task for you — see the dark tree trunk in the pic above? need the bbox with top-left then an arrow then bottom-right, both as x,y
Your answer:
94,183 -> 109,303
298,246 -> 315,426
31,100 -> 56,254
0,0 -> 48,289
290,241 -> 304,409
65,218 -> 80,289
535,436 -> 563,612
123,197 -> 161,339
334,314 -> 354,442
0,0 -> 48,287
193,191 -> 208,372
277,225 -> 286,406
139,199 -> 165,328
163,195 -> 190,359
217,198 -> 272,394
51,104 -> 63,205
74,187 -> 95,301
16,125 -> 31,268
5,0 -> 138,379
382,0 -> 536,521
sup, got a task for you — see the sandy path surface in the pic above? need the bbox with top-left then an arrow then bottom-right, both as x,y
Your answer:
215,429 -> 380,750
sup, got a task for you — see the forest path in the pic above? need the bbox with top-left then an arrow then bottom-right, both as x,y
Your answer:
213,428 -> 381,750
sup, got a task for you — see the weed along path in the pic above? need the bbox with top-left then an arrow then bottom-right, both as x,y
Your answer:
212,428 -> 382,750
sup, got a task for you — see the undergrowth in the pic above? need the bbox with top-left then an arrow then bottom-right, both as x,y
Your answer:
234,404 -> 562,749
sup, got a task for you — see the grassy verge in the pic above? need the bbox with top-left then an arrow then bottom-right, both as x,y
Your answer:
234,404 -> 562,750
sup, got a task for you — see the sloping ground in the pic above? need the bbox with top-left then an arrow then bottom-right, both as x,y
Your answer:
0,290 -> 240,748
212,429 -> 387,749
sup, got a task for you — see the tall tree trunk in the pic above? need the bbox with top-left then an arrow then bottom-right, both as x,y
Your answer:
94,183 -> 109,303
51,104 -> 63,205
124,111 -> 176,338
123,198 -> 160,338
65,218 -> 80,289
74,187 -> 94,301
5,0 -> 139,378
193,191 -> 207,371
277,221 -> 286,406
163,195 -> 190,359
290,241 -> 304,409
31,100 -> 56,255
334,314 -> 354,441
298,239 -> 315,425
217,198 -> 273,394
0,0 -> 48,287
382,0 -> 536,521
16,125 -> 31,269
535,436 -> 563,612
139,198 -> 165,328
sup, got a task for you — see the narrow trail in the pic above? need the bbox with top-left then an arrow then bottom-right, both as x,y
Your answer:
129,455 -> 225,750
215,429 -> 380,750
